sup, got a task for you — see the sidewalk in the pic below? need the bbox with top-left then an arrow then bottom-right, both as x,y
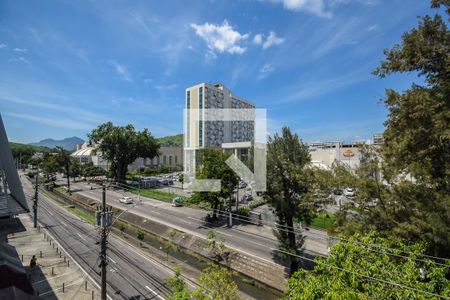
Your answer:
8,214 -> 101,299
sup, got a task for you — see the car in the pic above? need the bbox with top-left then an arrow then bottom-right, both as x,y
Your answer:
119,196 -> 133,204
333,188 -> 343,195
159,179 -> 169,186
239,180 -> 247,189
172,196 -> 183,207
242,194 -> 253,202
343,188 -> 356,197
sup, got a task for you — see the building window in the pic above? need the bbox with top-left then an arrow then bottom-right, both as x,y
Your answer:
163,155 -> 166,164
186,90 -> 191,148
199,86 -> 203,147
169,156 -> 172,166
175,155 -> 178,165
187,91 -> 190,108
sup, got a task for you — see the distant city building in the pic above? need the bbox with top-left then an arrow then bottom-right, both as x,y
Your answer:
72,142 -> 183,171
373,133 -> 384,145
308,141 -> 362,170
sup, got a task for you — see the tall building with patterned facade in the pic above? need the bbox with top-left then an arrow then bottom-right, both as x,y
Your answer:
184,83 -> 255,173
184,83 -> 255,149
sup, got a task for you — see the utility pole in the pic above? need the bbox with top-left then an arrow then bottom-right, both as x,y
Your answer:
236,184 -> 239,211
34,172 -> 38,228
228,179 -> 232,227
100,185 -> 107,300
96,185 -> 113,300
66,158 -> 71,195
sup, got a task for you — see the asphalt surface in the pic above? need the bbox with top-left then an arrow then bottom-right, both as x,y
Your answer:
64,179 -> 329,264
21,175 -> 187,300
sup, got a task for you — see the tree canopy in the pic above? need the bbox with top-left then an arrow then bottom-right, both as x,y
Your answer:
88,122 -> 159,182
352,0 -> 450,258
264,127 -> 314,274
191,148 -> 239,219
286,233 -> 450,299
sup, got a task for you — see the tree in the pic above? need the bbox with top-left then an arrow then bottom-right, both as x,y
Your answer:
137,229 -> 145,246
357,0 -> 450,257
41,154 -> 60,184
81,162 -> 106,178
69,158 -> 81,180
55,147 -> 71,193
88,122 -> 159,182
286,232 -> 450,299
179,174 -> 184,189
206,230 -> 226,261
118,223 -> 126,237
191,148 -> 238,220
264,127 -> 313,275
192,263 -> 240,300
166,267 -> 190,300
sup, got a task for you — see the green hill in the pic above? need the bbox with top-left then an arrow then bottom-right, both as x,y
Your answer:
157,134 -> 183,147
9,142 -> 53,165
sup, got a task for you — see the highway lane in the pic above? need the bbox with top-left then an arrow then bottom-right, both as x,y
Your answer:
66,180 -> 329,265
21,176 -> 181,300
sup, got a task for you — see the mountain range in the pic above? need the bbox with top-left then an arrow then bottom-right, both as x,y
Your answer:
30,136 -> 84,151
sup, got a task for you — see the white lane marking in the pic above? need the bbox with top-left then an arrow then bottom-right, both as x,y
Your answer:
145,285 -> 165,300
78,187 -> 281,266
77,233 -> 87,241
108,256 -> 117,264
217,231 -> 232,237
20,176 -> 114,300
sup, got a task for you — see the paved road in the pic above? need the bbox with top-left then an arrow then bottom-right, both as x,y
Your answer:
21,175 -> 189,300
63,179 -> 329,265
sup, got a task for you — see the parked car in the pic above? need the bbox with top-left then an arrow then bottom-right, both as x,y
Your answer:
242,194 -> 253,202
239,180 -> 247,189
333,188 -> 343,195
343,188 -> 356,197
119,196 -> 133,204
159,179 -> 169,186
172,196 -> 183,207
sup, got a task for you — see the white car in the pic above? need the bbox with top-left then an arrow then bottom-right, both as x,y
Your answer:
119,196 -> 133,204
343,188 -> 356,197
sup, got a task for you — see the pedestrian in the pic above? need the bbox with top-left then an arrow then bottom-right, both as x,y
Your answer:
30,255 -> 37,268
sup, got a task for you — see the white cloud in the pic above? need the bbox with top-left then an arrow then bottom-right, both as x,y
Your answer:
4,112 -> 93,130
191,20 -> 249,55
108,60 -> 132,81
13,48 -> 27,53
9,57 -> 29,63
267,0 -> 378,17
258,64 -> 274,79
154,84 -> 177,90
253,33 -> 263,45
270,0 -> 332,18
0,43 -> 7,49
367,24 -> 380,32
263,31 -> 284,49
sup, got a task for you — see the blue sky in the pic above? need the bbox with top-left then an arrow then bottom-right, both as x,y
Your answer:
0,0 -> 434,143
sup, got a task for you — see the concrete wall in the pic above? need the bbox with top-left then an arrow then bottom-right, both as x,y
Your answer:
310,146 -> 361,170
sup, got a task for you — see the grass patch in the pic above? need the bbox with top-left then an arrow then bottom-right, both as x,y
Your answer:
131,188 -> 186,203
311,213 -> 336,230
40,188 -> 95,225
67,207 -> 95,224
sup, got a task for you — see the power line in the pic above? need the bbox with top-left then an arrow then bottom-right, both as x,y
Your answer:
274,248 -> 450,300
106,180 -> 450,267
76,179 -> 450,272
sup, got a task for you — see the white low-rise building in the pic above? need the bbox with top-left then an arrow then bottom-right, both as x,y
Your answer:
71,142 -> 183,171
